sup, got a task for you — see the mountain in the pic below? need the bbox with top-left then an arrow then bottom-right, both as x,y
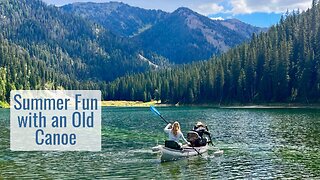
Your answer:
105,2 -> 320,103
220,18 -> 268,39
0,0 -> 269,102
0,36 -> 78,102
0,0 -> 161,101
134,7 -> 265,64
62,3 -> 265,64
0,0 -> 157,81
61,2 -> 168,37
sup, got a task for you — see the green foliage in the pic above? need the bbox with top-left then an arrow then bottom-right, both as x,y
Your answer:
0,0 -> 158,101
63,2 -> 264,64
0,0 -> 154,80
106,2 -> 320,104
134,7 -> 264,64
61,2 -> 168,37
0,100 -> 9,108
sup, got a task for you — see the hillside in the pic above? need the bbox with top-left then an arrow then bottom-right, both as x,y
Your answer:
1,1 -> 159,83
105,2 -> 320,103
61,2 -> 168,37
0,0 -> 167,101
0,36 -> 87,102
62,3 -> 264,64
134,7 -> 264,63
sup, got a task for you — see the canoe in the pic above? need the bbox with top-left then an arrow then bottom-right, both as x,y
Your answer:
159,144 -> 208,162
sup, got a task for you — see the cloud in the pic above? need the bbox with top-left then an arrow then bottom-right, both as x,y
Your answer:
43,0 -> 313,16
196,3 -> 225,15
210,17 -> 225,20
230,0 -> 312,14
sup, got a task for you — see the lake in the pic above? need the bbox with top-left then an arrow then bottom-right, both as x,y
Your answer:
0,107 -> 319,179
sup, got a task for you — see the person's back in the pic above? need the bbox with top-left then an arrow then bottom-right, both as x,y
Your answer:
193,126 -> 209,138
191,122 -> 211,146
193,122 -> 211,137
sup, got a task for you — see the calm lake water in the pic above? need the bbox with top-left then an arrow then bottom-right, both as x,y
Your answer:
0,107 -> 319,179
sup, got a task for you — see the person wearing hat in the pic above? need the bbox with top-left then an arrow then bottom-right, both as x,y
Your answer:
192,121 -> 212,146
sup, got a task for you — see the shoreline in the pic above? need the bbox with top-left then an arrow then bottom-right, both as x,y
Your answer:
101,101 -> 320,109
2,100 -> 319,109
101,100 -> 167,107
219,105 -> 320,109
0,101 -> 9,109
178,103 -> 320,109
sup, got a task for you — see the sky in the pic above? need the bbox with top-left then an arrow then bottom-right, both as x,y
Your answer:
43,0 -> 313,27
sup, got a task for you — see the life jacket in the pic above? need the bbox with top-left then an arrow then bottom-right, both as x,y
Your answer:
187,131 -> 200,143
187,131 -> 208,147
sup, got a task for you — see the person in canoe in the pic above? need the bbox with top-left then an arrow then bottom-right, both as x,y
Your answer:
164,121 -> 190,150
188,122 -> 212,147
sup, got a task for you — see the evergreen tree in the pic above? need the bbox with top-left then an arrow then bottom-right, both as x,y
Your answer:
106,2 -> 320,104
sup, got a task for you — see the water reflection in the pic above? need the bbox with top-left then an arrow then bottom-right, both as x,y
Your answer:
0,107 -> 319,179
270,109 -> 320,177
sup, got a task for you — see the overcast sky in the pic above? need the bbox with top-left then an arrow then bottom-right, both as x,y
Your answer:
43,0 -> 313,27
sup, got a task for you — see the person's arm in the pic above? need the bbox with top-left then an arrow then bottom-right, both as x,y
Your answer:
164,123 -> 172,133
180,132 -> 189,144
199,127 -> 210,135
204,129 -> 211,135
203,129 -> 213,144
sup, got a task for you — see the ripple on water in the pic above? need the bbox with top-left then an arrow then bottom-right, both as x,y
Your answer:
0,107 -> 319,179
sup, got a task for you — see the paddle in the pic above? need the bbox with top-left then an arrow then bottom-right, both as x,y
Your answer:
206,127 -> 214,146
205,126 -> 224,155
150,106 -> 202,156
150,106 -> 169,124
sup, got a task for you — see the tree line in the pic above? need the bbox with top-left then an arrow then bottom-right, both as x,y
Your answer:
105,0 -> 320,104
0,0 -> 158,102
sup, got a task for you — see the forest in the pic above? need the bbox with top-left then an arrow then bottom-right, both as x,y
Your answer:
0,0 -> 154,103
105,1 -> 320,104
0,0 -> 319,105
